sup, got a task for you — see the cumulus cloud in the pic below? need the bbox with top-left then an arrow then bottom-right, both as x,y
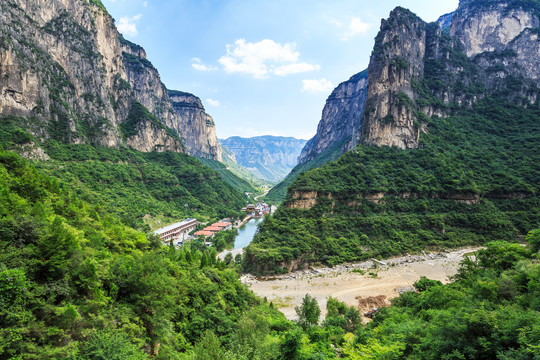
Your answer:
117,14 -> 142,37
218,39 -> 319,79
206,98 -> 220,107
302,78 -> 334,93
191,57 -> 218,71
342,17 -> 371,40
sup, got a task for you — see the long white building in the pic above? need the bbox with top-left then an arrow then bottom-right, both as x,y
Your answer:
153,218 -> 198,241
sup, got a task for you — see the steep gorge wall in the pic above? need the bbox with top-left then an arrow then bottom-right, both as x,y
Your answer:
169,90 -> 222,161
362,8 -> 426,149
297,0 -> 540,164
297,71 -> 368,164
361,1 -> 540,149
0,0 -> 221,159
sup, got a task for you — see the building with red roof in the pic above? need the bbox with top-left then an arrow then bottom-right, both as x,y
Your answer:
203,226 -> 222,232
194,230 -> 215,237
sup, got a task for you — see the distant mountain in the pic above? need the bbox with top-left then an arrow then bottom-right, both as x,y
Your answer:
220,136 -> 307,183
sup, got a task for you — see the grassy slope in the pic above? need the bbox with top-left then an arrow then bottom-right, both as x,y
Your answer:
197,157 -> 258,194
0,115 -> 247,229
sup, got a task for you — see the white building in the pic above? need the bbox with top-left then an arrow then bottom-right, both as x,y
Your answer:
153,218 -> 198,242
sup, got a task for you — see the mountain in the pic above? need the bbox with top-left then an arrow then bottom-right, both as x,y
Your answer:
246,0 -> 540,274
0,0 -> 249,228
0,0 -> 220,160
269,0 -> 540,205
220,136 -> 307,183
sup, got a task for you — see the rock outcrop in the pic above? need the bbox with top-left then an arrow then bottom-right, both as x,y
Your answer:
361,0 -> 540,149
169,90 -> 222,161
0,0 -> 221,159
362,7 -> 426,149
297,71 -> 368,164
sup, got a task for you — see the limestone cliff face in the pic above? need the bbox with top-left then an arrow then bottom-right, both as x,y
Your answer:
452,0 -> 540,89
0,0 -> 221,159
0,0 -> 126,147
361,0 -> 539,149
297,71 -> 368,165
296,0 -> 539,168
362,7 -> 426,149
168,90 -> 222,161
451,1 -> 539,57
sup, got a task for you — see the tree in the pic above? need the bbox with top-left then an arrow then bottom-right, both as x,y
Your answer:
526,228 -> 540,254
280,328 -> 303,360
189,330 -> 224,360
295,294 -> 320,330
80,331 -> 147,360
413,276 -> 442,292
224,253 -> 233,265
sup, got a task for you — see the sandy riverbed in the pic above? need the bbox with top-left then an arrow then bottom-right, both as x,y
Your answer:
242,247 -> 481,321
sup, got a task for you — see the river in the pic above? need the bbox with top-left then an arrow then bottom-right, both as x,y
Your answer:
233,218 -> 263,249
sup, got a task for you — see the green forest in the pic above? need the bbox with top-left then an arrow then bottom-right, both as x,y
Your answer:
1,114 -> 249,230
246,97 -> 539,273
1,147 -> 538,359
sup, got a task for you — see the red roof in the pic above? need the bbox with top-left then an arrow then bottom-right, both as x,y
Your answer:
194,230 -> 214,236
212,222 -> 230,227
203,226 -> 221,232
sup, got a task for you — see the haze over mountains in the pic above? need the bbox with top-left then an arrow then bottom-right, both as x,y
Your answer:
220,136 -> 307,183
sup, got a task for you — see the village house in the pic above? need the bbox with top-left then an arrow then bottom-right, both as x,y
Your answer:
194,230 -> 215,237
241,202 -> 271,217
202,226 -> 222,233
211,222 -> 233,230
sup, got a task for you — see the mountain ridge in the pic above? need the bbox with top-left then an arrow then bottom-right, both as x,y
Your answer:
220,135 -> 307,183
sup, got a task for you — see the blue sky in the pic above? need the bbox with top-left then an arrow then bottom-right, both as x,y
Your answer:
102,0 -> 459,140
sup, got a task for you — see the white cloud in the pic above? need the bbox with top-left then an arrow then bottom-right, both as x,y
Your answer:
342,17 -> 371,40
206,98 -> 220,107
117,14 -> 142,37
191,57 -> 218,71
218,39 -> 319,79
302,78 -> 334,93
274,63 -> 321,76
143,1 -> 148,7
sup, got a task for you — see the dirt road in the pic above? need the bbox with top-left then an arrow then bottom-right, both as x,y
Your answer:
242,247 -> 480,321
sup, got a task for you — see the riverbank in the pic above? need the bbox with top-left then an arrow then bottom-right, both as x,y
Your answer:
242,246 -> 482,321
217,217 -> 263,259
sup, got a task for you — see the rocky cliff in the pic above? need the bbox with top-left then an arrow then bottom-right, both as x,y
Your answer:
362,7 -> 426,149
362,0 -> 540,149
297,0 -> 540,162
297,70 -> 368,164
220,136 -> 307,182
169,90 -> 222,161
0,0 -> 221,159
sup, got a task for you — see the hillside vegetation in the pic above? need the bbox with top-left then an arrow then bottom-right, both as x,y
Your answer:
0,115 -> 247,230
246,97 -> 539,273
1,145 -> 538,359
